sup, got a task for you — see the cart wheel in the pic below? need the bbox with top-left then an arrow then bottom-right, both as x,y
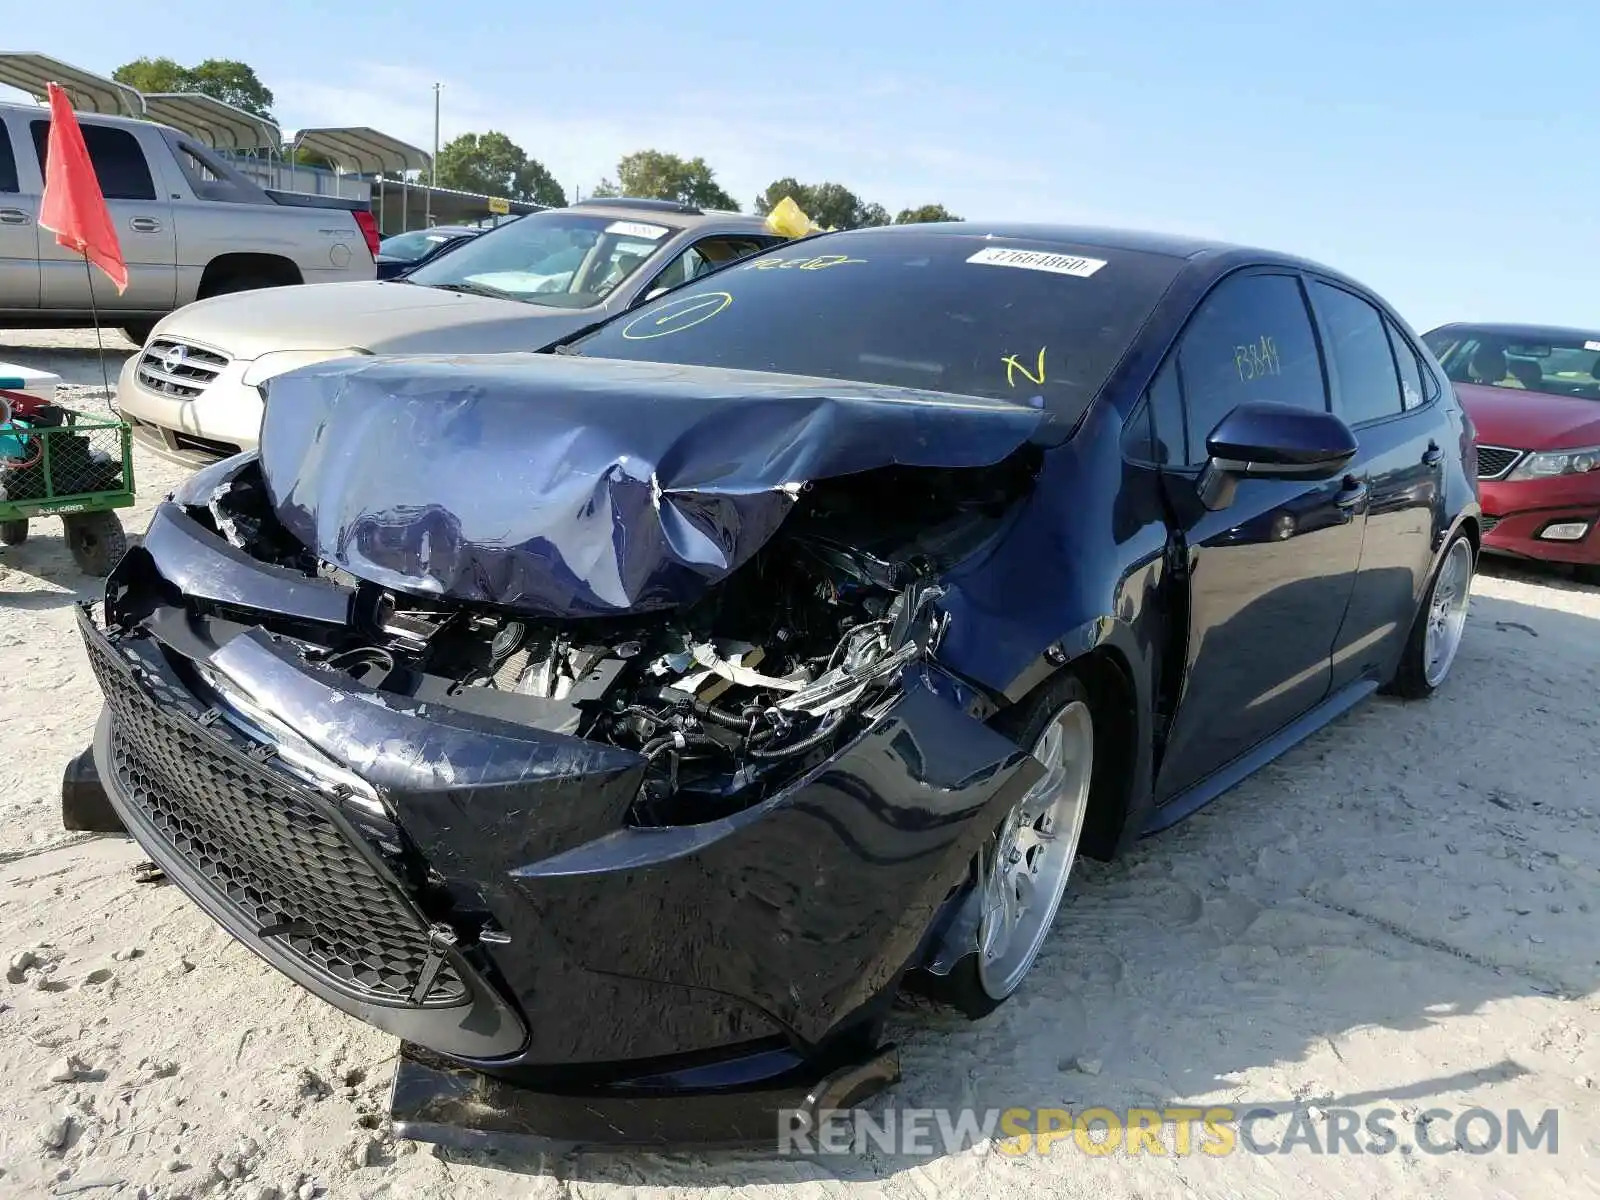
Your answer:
0,520 -> 26,546
63,512 -> 128,577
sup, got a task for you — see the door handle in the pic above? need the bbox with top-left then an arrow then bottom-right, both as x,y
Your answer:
129,216 -> 162,232
0,208 -> 29,225
1334,477 -> 1369,510
1422,441 -> 1444,466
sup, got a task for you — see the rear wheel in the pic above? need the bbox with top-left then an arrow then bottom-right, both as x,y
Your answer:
1390,532 -> 1474,698
924,671 -> 1096,1019
63,511 -> 127,577
0,519 -> 27,545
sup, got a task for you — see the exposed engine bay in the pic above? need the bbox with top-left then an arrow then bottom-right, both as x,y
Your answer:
158,450 -> 1038,826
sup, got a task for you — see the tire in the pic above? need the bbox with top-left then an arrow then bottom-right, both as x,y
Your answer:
920,670 -> 1097,1019
121,322 -> 156,347
1573,564 -> 1600,588
63,511 -> 128,577
1390,531 -> 1475,698
0,519 -> 27,545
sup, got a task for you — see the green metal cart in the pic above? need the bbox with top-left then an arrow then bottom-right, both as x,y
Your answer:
0,381 -> 134,577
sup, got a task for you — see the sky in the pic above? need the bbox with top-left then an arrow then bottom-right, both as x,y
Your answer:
4,0 -> 1595,332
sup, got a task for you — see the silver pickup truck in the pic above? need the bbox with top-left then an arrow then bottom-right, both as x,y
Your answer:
0,101 -> 376,345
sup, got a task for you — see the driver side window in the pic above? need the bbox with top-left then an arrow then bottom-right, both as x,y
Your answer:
1170,273 -> 1329,465
637,236 -> 780,302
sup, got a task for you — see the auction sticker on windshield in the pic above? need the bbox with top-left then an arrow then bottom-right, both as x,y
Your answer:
967,247 -> 1107,278
606,220 -> 670,240
1586,340 -> 1600,352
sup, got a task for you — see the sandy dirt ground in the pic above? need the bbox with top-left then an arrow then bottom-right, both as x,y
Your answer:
2,329 -> 1598,1199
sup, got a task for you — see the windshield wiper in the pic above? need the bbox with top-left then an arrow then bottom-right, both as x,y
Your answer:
546,316 -> 614,356
422,280 -> 521,302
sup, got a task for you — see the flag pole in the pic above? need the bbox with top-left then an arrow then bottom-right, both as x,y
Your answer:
81,252 -> 114,410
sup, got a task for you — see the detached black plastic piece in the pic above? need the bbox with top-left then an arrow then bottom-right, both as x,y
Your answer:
388,1040 -> 902,1152
61,744 -> 127,834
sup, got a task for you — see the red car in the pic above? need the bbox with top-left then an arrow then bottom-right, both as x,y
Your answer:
1422,323 -> 1600,583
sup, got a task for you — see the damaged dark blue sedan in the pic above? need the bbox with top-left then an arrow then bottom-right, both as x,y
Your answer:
64,224 -> 1480,1149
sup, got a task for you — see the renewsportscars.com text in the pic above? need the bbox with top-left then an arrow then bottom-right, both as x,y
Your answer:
778,1105 -> 1560,1157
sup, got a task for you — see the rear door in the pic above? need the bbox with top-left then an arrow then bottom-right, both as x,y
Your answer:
28,117 -> 176,312
1150,270 -> 1368,800
1306,279 -> 1446,690
0,114 -> 40,309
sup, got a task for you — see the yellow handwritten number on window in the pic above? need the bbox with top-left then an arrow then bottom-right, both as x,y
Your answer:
1234,335 -> 1281,381
1003,346 -> 1047,388
621,291 -> 734,340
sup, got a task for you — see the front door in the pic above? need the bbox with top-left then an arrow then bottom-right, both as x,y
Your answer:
28,117 -> 175,313
1149,270 -> 1367,800
1306,280 -> 1446,690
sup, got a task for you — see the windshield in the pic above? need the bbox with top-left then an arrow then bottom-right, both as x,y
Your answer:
1423,326 -> 1600,401
405,211 -> 681,308
570,231 -> 1184,419
377,229 -> 457,262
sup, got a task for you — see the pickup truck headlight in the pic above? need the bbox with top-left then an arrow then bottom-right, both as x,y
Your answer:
1507,446 -> 1600,480
240,348 -> 368,388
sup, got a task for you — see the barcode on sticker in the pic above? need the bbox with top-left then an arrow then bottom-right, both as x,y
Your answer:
606,220 -> 669,240
1586,340 -> 1600,352
967,247 -> 1107,278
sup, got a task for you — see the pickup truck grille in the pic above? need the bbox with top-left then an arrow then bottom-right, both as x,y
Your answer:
137,339 -> 230,400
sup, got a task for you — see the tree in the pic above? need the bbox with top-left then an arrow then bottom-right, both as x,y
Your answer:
895,204 -> 962,224
113,57 -> 274,119
435,132 -> 566,206
595,151 -> 740,211
754,179 -> 889,230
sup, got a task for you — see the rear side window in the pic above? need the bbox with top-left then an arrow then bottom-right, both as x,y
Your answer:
1385,320 -> 1428,410
0,124 -> 17,193
30,120 -> 157,201
1311,281 -> 1405,425
1172,272 -> 1327,465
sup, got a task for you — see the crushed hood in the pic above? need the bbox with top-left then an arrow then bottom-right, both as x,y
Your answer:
258,353 -> 1045,617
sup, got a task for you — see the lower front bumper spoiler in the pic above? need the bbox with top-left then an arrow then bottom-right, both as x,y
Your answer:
389,1039 -> 902,1152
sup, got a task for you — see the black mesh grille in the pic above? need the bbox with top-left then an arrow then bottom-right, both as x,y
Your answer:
1476,446 -> 1521,480
1481,514 -> 1501,535
85,631 -> 468,1009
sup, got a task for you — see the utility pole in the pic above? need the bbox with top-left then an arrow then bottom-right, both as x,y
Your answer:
426,81 -> 442,226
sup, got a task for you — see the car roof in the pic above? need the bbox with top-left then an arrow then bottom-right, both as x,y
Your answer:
403,225 -> 483,237
812,220 -> 1359,275
561,198 -> 772,231
1424,320 -> 1600,342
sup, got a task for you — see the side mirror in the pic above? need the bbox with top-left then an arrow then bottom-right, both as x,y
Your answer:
1196,401 -> 1357,511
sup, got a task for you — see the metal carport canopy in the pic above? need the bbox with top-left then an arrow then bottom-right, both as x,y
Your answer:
0,51 -> 145,115
290,127 -> 430,176
142,91 -> 280,151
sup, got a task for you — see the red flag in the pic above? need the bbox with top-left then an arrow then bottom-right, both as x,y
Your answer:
37,81 -> 128,295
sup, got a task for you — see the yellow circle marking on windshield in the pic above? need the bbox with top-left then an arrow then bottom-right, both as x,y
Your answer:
621,291 -> 733,340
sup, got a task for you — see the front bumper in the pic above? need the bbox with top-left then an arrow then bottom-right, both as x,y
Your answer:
1478,476 -> 1600,566
69,502 -> 1042,1140
114,348 -> 263,467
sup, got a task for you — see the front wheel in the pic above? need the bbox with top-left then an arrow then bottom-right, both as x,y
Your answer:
0,519 -> 27,545
1390,532 -> 1475,698
923,671 -> 1096,1019
63,511 -> 128,577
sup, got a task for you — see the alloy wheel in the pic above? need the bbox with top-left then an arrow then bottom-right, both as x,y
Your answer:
976,699 -> 1094,999
1423,537 -> 1474,687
